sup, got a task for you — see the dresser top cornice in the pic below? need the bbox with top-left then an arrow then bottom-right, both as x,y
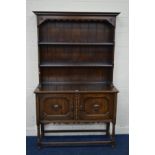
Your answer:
33,11 -> 120,16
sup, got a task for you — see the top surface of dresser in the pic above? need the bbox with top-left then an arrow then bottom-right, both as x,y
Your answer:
34,84 -> 118,94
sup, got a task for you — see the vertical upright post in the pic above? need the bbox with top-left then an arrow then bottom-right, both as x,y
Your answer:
106,122 -> 110,136
111,93 -> 118,147
41,123 -> 44,138
37,124 -> 41,148
36,95 -> 41,148
75,92 -> 79,120
111,122 -> 116,148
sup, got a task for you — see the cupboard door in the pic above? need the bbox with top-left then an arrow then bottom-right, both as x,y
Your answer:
78,93 -> 114,121
39,94 -> 74,121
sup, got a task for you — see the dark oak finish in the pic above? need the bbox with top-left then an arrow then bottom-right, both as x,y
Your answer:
33,11 -> 119,148
79,93 -> 114,121
39,94 -> 74,121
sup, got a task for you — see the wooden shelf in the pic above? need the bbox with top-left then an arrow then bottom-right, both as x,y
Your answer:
39,62 -> 113,67
39,42 -> 114,46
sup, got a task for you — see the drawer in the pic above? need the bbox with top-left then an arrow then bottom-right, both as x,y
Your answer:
78,93 -> 114,121
39,94 -> 74,121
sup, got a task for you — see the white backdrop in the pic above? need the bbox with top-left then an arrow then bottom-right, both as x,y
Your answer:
26,0 -> 129,135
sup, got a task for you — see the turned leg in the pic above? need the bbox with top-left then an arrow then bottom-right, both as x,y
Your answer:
106,122 -> 110,136
111,123 -> 116,148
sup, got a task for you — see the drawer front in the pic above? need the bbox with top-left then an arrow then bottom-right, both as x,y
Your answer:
78,93 -> 114,121
39,94 -> 74,121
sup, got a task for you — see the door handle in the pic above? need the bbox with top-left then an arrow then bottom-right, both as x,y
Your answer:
51,104 -> 61,111
93,104 -> 100,112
